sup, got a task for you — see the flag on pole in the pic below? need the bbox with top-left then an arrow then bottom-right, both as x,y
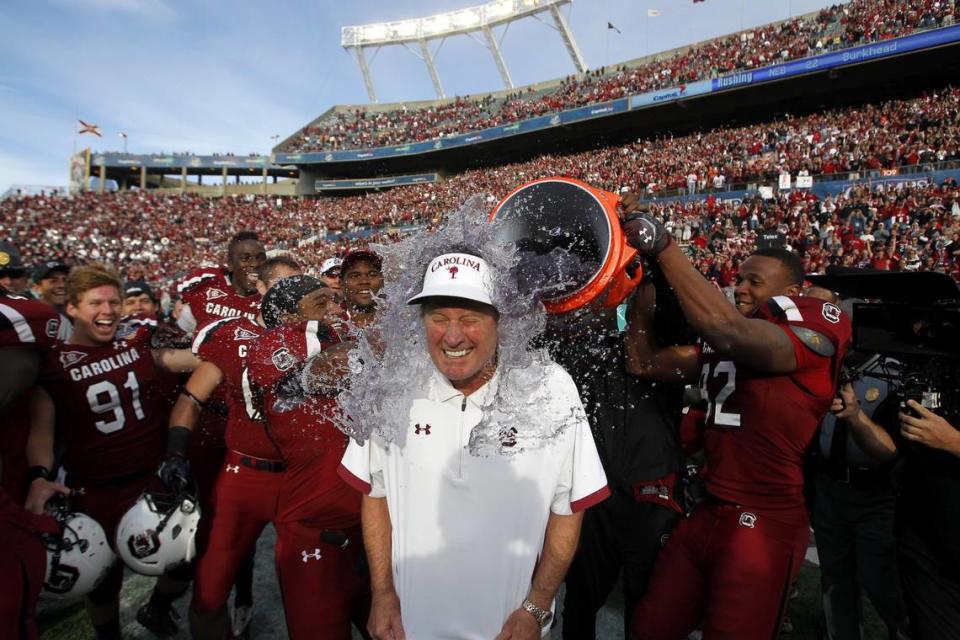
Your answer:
118,132 -> 128,139
77,120 -> 102,137
647,9 -> 661,17
607,21 -> 621,34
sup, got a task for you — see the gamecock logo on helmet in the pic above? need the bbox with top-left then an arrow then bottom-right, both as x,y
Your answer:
126,529 -> 161,560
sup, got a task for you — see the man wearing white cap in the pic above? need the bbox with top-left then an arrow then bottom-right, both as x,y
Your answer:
319,257 -> 342,294
339,251 -> 610,640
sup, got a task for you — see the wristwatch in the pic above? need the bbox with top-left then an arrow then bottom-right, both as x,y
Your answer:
521,598 -> 553,629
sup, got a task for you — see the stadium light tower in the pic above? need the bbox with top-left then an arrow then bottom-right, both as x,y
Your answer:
341,0 -> 586,102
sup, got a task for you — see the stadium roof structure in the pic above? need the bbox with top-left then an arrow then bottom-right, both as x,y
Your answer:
341,0 -> 586,102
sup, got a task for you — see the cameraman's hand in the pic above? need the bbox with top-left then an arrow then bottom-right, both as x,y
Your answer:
831,383 -> 863,420
899,400 -> 960,456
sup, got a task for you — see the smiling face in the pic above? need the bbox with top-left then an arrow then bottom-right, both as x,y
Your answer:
286,287 -> 339,325
122,293 -> 158,318
320,268 -> 342,293
228,240 -> 267,295
341,259 -> 384,311
733,255 -> 801,317
422,298 -> 498,396
0,270 -> 29,295
37,271 -> 68,306
68,284 -> 122,346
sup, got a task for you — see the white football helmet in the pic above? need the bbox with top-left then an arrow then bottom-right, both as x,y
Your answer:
115,490 -> 201,576
41,511 -> 116,600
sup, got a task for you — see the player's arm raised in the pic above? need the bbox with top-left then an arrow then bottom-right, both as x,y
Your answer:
623,280 -> 700,383
624,216 -> 797,374
302,341 -> 355,395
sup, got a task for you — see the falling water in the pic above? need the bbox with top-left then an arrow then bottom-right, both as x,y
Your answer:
313,195 -> 587,455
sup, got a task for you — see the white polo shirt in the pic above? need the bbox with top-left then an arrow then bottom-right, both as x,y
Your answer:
339,360 -> 609,639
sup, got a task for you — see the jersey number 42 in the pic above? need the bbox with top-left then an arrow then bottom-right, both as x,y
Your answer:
698,361 -> 741,428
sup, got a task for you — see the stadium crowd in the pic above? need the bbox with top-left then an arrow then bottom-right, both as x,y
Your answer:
280,0 -> 957,153
4,86 -> 959,303
2,4 -> 958,639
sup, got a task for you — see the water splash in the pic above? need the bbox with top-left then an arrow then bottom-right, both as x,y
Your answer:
316,195 -> 582,455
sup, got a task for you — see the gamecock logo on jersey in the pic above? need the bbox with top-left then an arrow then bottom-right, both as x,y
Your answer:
821,303 -> 841,324
59,350 -> 88,368
205,288 -> 228,301
271,347 -> 295,372
738,512 -> 757,528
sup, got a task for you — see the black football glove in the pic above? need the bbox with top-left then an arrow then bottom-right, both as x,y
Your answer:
158,425 -> 192,491
158,454 -> 191,492
623,214 -> 671,257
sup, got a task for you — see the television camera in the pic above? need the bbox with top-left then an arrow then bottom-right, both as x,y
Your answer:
807,269 -> 960,426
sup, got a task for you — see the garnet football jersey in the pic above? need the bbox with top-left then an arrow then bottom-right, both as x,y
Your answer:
0,293 -> 61,350
698,295 -> 851,520
246,320 -> 359,525
41,321 -> 165,484
1,293 -> 62,502
191,316 -> 277,459
176,267 -> 261,335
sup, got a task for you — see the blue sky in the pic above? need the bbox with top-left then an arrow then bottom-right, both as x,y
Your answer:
0,0 -> 845,191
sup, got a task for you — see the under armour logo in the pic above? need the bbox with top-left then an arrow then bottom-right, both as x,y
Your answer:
225,464 -> 240,474
414,423 -> 431,435
739,512 -> 757,528
301,548 -> 322,562
637,226 -> 652,242
447,266 -> 458,279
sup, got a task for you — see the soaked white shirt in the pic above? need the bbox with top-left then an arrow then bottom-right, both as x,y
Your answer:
339,361 -> 608,639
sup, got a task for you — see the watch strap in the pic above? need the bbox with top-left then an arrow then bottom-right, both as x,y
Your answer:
521,598 -> 551,629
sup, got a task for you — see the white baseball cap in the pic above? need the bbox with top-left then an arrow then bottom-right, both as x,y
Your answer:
320,257 -> 342,275
407,252 -> 494,306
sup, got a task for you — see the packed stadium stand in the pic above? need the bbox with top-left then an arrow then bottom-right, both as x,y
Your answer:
4,86 -> 959,298
1,0 -> 957,299
5,3 -> 960,640
278,0 -> 956,153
